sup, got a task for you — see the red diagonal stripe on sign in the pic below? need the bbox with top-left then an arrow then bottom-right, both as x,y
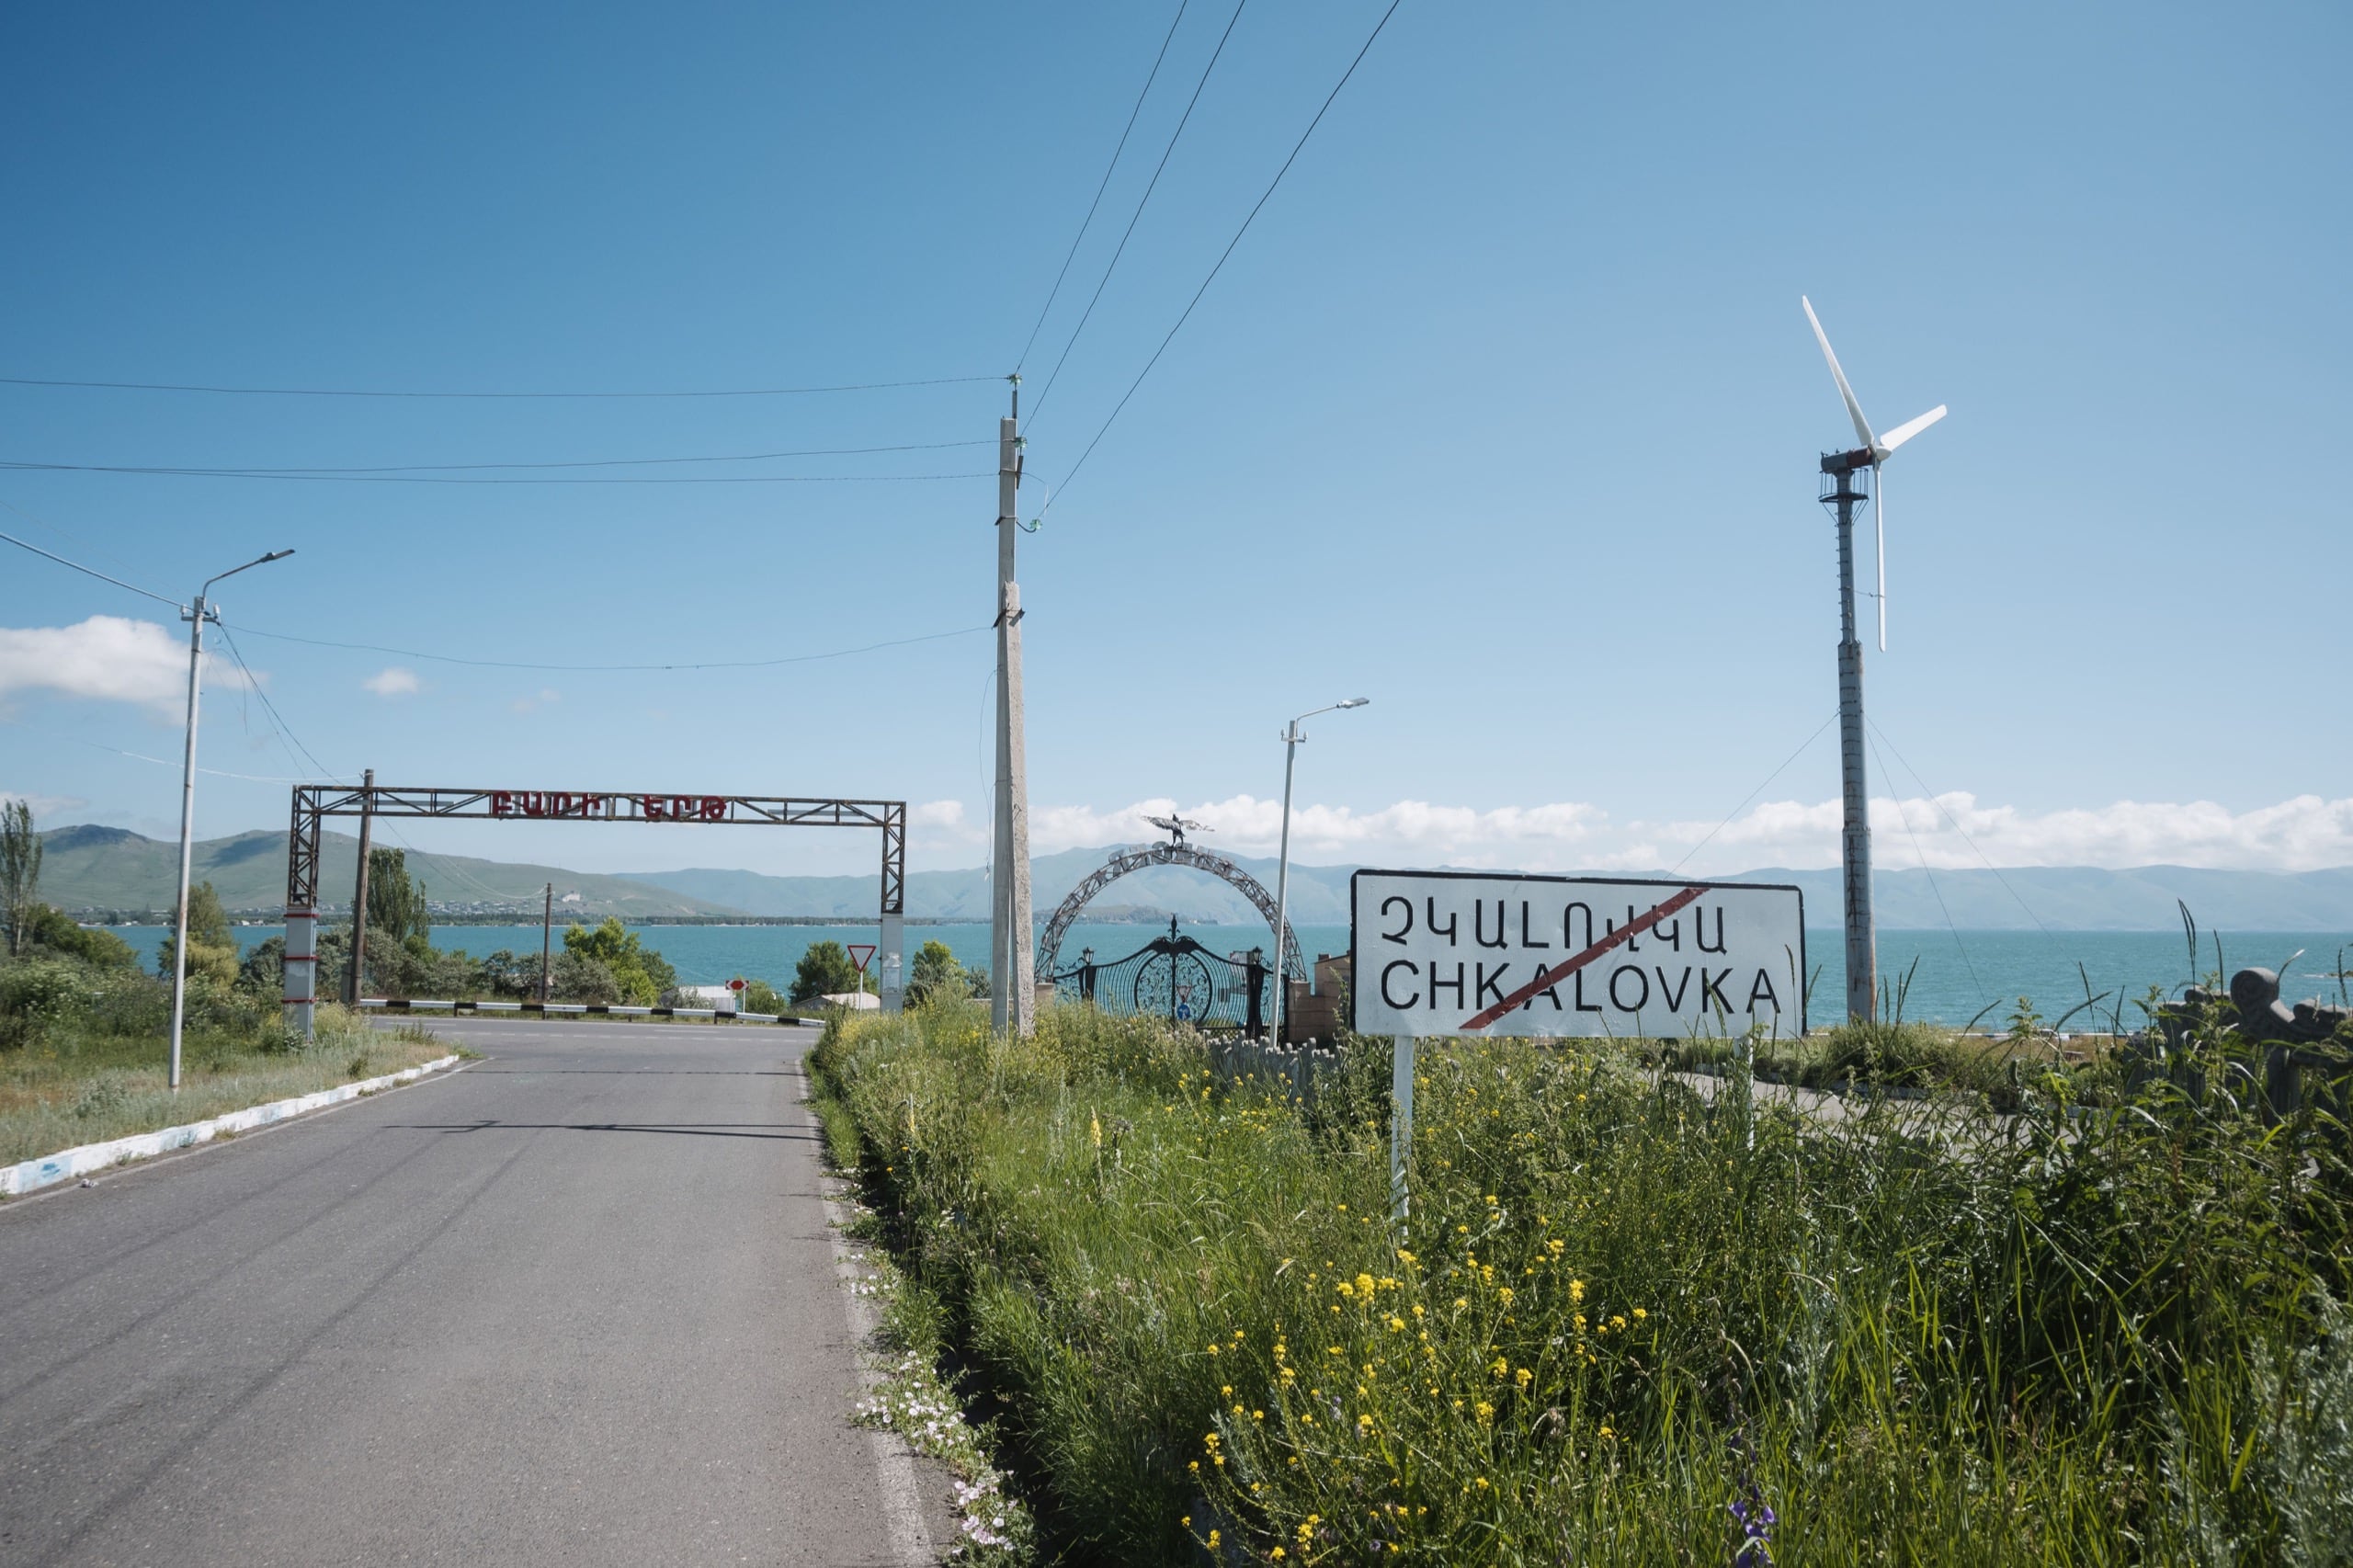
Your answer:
1458,884 -> 1707,1031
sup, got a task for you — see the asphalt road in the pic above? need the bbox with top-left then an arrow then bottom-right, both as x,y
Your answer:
0,1017 -> 938,1567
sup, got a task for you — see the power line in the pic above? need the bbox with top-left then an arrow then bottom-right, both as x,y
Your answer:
6,499 -> 991,675
1866,726 -> 1989,1006
1026,0 -> 1249,426
0,460 -> 994,487
1015,0 -> 1194,372
15,724 -> 329,784
0,526 -> 182,608
1867,717 -> 2058,941
6,438 -> 989,479
212,621 -> 339,780
0,373 -> 1000,400
1671,712 -> 1837,875
218,619 -> 992,674
1044,0 -> 1406,510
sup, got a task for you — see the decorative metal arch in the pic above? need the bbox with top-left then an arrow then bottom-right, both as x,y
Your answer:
1038,842 -> 1304,984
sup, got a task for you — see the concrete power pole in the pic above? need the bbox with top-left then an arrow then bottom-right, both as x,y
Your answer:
1822,455 -> 1876,1023
991,382 -> 1035,1036
346,768 -> 375,1006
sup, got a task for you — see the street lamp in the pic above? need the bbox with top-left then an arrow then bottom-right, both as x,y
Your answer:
1268,698 -> 1369,1042
168,549 -> 295,1090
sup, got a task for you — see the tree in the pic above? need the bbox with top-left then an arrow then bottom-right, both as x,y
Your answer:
2,800 -> 41,957
560,917 -> 676,1006
905,939 -> 971,1006
25,905 -> 140,969
157,881 -> 238,987
364,846 -> 430,948
790,940 -> 871,1005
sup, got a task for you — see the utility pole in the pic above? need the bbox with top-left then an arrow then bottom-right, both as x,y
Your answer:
346,768 -> 375,1006
991,377 -> 1035,1036
167,548 -> 293,1091
1821,454 -> 1876,1022
540,882 -> 553,1004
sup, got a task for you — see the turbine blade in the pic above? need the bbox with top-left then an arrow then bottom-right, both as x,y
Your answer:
1802,295 -> 1877,450
1878,403 -> 1947,456
1876,465 -> 1888,652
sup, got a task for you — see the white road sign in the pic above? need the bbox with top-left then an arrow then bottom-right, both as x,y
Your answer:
1349,870 -> 1807,1040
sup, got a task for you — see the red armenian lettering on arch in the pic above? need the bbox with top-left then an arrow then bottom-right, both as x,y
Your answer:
641,795 -> 664,821
700,797 -> 726,822
671,795 -> 695,820
521,792 -> 546,817
491,791 -> 513,815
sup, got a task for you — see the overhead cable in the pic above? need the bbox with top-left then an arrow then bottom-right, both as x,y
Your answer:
0,526 -> 182,608
1026,0 -> 1248,426
219,619 -> 992,674
1015,0 -> 1194,371
1044,0 -> 1405,509
0,373 -> 999,400
0,460 -> 994,486
9,439 -> 988,478
212,621 -> 339,780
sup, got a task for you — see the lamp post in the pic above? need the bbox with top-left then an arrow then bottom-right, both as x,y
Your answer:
168,549 -> 294,1090
1269,698 -> 1369,1041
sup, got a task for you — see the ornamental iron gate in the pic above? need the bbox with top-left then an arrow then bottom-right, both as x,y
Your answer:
1036,838 -> 1304,988
1046,919 -> 1272,1037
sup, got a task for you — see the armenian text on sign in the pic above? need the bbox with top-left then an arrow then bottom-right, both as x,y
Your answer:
488,791 -> 728,822
1349,869 -> 1806,1040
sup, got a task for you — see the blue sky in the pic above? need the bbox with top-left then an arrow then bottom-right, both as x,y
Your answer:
3,1 -> 2347,881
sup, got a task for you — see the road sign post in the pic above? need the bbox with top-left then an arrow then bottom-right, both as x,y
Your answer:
1350,869 -> 1806,1221
847,943 -> 878,1005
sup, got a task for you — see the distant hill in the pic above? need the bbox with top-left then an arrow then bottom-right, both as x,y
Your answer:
32,822 -> 2353,931
628,854 -> 2353,933
33,824 -> 744,920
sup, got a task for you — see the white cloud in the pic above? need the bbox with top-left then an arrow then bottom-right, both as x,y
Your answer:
1029,792 -> 2353,874
509,687 -> 561,714
0,790 -> 89,820
363,665 -> 420,698
1650,791 -> 2353,874
1032,795 -> 1608,865
0,616 -> 248,714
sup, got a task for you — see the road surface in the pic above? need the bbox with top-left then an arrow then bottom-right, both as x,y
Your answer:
0,1017 -> 943,1566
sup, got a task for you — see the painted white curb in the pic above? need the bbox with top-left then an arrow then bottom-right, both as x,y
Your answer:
0,1054 -> 461,1198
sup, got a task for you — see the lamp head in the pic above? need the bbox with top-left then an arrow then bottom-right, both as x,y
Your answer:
1336,698 -> 1370,709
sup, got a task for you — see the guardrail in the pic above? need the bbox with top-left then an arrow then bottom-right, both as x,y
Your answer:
357,998 -> 812,1026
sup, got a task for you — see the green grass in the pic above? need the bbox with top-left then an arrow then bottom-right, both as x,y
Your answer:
1,988 -> 451,1168
811,1001 -> 2353,1565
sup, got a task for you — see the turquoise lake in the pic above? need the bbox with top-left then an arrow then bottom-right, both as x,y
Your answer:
118,922 -> 2353,1028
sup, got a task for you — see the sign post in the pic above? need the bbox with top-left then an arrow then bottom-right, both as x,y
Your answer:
1351,869 -> 1806,1221
847,943 -> 878,1006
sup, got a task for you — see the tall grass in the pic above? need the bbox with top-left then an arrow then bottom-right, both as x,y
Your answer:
1,992 -> 449,1167
811,1002 -> 2353,1565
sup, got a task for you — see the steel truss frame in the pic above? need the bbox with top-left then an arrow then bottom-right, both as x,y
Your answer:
281,784 -> 905,1035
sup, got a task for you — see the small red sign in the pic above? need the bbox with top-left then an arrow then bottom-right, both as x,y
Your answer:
847,944 -> 878,972
728,978 -> 746,992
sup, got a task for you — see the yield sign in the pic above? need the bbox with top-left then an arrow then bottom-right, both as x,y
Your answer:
847,944 -> 878,973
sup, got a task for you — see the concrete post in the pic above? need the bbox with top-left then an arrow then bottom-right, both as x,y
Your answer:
991,401 -> 1034,1035
880,909 -> 904,1014
283,906 -> 318,1038
346,768 -> 375,1005
1827,460 -> 1877,1023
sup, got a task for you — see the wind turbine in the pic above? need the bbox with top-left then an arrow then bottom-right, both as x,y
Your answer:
1800,296 -> 1947,1023
1802,296 -> 1946,651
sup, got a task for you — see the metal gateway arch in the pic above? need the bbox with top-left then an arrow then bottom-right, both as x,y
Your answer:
280,783 -> 905,1035
1035,840 -> 1305,990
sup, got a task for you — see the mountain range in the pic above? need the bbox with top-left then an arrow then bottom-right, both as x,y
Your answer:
28,824 -> 2353,931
